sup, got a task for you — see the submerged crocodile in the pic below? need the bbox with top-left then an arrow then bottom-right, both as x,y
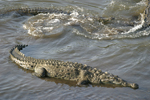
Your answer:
0,7 -> 112,23
9,45 -> 139,89
6,0 -> 150,89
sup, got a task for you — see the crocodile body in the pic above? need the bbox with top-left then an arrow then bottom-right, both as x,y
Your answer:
10,45 -> 139,89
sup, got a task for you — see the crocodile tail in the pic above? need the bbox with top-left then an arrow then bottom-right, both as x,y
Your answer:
0,7 -> 71,16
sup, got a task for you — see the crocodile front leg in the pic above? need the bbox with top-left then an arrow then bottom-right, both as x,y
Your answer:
77,70 -> 90,85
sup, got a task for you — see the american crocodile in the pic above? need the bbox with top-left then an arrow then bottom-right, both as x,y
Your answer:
9,45 -> 139,89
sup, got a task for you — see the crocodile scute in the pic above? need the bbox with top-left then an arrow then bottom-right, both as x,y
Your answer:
9,45 -> 139,89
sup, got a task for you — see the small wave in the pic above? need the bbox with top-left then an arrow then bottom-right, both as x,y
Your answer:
23,13 -> 68,37
23,7 -> 99,37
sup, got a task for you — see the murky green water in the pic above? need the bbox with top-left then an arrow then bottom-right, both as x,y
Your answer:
0,0 -> 150,100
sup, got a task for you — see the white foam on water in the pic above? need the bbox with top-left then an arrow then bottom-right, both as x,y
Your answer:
23,13 -> 68,37
23,4 -> 150,39
121,13 -> 145,34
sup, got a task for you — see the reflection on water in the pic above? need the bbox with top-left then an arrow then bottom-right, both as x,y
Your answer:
0,0 -> 150,100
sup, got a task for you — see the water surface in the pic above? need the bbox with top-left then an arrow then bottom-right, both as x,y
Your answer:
0,0 -> 150,100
